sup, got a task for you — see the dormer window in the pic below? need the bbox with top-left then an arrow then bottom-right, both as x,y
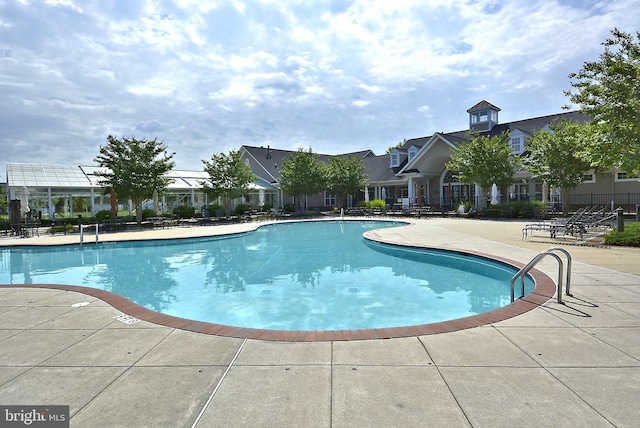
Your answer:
390,152 -> 399,167
510,137 -> 522,154
509,129 -> 526,154
408,146 -> 418,163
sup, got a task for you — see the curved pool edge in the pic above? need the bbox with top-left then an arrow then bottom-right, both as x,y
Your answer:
0,254 -> 556,342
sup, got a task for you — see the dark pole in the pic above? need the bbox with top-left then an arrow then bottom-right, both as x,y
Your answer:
616,207 -> 624,232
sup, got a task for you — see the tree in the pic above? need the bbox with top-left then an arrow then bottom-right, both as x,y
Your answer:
0,184 -> 7,213
94,135 -> 175,225
564,28 -> 640,175
445,131 -> 516,203
386,139 -> 407,154
201,149 -> 256,217
522,119 -> 594,214
326,155 -> 369,209
279,147 -> 327,211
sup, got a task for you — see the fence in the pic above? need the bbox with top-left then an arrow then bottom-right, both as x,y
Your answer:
569,193 -> 640,213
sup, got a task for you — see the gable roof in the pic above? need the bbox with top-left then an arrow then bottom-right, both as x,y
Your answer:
241,145 -> 377,184
363,154 -> 406,184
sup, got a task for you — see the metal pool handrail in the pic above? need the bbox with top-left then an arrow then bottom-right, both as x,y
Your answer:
510,248 -> 572,304
546,247 -> 573,297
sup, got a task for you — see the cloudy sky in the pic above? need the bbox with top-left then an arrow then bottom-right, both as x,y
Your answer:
1,0 -> 639,179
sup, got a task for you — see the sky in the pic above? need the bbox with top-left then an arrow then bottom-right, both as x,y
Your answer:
1,0 -> 639,179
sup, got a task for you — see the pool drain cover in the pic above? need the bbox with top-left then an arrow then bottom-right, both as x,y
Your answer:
347,288 -> 360,293
113,314 -> 141,324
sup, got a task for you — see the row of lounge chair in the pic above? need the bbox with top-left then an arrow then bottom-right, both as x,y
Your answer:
522,205 -> 618,240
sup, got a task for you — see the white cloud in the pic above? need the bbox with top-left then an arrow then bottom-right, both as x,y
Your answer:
1,0 -> 640,178
127,77 -> 177,96
358,83 -> 381,93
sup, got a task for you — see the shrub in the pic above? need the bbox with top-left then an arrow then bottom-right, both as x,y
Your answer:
482,201 -> 542,219
95,210 -> 111,221
604,222 -> 640,247
173,205 -> 195,218
206,204 -> 224,217
283,203 -> 295,213
369,199 -> 386,209
235,204 -> 249,215
141,209 -> 155,220
357,201 -> 369,208
260,202 -> 273,212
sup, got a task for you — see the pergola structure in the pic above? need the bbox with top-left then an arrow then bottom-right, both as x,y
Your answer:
5,163 -> 279,220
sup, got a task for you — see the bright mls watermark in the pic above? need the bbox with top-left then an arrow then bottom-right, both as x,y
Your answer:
1,406 -> 69,427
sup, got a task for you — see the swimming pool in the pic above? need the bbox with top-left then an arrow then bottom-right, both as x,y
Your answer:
0,220 -> 535,332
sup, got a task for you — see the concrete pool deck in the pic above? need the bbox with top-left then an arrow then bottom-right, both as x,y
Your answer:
1,218 -> 639,427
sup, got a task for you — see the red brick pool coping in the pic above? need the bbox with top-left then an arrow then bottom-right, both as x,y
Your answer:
0,249 -> 556,341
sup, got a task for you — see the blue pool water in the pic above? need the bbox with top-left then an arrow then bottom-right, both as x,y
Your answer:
0,220 -> 534,330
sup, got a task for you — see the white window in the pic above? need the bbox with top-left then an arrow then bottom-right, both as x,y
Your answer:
470,113 -> 479,124
479,110 -> 488,122
390,152 -> 399,167
408,148 -> 417,162
490,110 -> 498,122
616,171 -> 640,181
581,171 -> 596,183
510,137 -> 522,154
581,172 -> 595,183
324,192 -> 337,206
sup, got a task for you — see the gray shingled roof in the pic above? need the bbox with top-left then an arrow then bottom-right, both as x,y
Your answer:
466,100 -> 501,112
445,110 -> 590,141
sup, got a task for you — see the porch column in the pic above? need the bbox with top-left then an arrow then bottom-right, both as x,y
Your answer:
408,177 -> 415,204
426,180 -> 430,206
90,189 -> 95,216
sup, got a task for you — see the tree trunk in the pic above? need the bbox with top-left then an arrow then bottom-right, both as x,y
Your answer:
562,188 -> 570,216
224,197 -> 231,217
135,203 -> 143,225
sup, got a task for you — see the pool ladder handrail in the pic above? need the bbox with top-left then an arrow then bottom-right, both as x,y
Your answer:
510,247 -> 572,304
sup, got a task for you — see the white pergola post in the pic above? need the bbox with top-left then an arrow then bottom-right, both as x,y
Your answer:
47,188 -> 53,218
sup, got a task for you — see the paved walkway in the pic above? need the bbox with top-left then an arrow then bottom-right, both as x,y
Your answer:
1,218 -> 639,427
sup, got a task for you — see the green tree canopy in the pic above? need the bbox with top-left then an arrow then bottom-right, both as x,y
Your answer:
326,155 -> 369,209
445,131 -> 516,194
201,149 -> 256,217
386,139 -> 406,154
564,28 -> 640,174
522,119 -> 594,214
0,184 -> 7,212
94,135 -> 175,224
279,147 -> 327,211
